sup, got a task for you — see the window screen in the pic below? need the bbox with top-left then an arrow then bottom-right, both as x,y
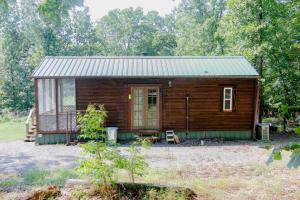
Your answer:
58,79 -> 76,112
38,79 -> 56,131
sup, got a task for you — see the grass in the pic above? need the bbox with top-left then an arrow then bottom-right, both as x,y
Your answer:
136,166 -> 300,200
22,168 -> 79,187
0,168 -> 79,192
0,120 -> 25,141
1,159 -> 300,199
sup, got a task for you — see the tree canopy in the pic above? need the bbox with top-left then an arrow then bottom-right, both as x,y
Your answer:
0,0 -> 299,124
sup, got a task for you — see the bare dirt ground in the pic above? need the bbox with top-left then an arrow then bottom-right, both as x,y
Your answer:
0,137 -> 300,199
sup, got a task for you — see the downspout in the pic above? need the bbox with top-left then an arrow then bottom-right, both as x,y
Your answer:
186,95 -> 189,133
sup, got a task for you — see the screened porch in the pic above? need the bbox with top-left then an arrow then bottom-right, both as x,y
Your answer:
36,79 -> 77,133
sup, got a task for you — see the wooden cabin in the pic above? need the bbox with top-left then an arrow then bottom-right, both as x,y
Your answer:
29,56 -> 259,144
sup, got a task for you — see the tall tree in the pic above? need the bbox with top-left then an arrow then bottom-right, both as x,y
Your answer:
175,0 -> 226,55
38,0 -> 83,25
95,8 -> 176,56
0,1 -> 34,110
220,0 -> 300,126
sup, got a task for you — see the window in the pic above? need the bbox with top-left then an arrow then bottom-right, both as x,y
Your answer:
223,87 -> 233,111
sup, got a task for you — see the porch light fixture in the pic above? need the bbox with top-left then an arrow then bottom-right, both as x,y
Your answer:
168,80 -> 172,87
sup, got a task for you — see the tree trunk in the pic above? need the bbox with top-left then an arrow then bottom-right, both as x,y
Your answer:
258,0 -> 264,123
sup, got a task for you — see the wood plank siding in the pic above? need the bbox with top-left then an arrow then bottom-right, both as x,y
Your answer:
76,78 -> 257,132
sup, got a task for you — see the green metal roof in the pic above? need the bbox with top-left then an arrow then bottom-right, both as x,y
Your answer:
32,56 -> 259,78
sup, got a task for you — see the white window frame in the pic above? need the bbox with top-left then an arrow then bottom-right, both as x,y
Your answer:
223,87 -> 233,111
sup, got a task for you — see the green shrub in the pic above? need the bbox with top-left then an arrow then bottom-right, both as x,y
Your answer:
291,148 -> 300,158
119,138 -> 150,183
71,185 -> 89,200
76,104 -> 122,186
0,178 -> 18,189
262,117 -> 281,125
22,168 -> 78,187
273,151 -> 282,160
290,143 -> 300,150
22,169 -> 48,186
295,127 -> 300,136
47,168 -> 78,186
282,143 -> 300,151
144,188 -> 189,200
0,109 -> 27,123
77,104 -> 151,189
263,144 -> 273,150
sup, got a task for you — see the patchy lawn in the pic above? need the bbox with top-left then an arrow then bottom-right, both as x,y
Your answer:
0,138 -> 300,199
0,121 -> 25,141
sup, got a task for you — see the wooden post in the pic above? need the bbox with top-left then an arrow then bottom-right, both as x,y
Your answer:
186,95 -> 189,133
66,112 -> 69,145
55,79 -> 59,132
34,79 -> 39,134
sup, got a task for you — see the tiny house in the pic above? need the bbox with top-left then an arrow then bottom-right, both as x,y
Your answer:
30,56 -> 259,144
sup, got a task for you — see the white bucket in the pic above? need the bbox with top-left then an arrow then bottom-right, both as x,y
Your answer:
106,127 -> 118,143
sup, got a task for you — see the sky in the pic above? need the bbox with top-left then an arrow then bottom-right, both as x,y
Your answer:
84,0 -> 180,21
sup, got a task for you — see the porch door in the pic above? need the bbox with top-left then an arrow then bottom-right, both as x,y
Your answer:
131,87 -> 159,130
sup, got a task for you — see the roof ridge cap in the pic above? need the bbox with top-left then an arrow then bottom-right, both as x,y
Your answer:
44,56 -> 245,59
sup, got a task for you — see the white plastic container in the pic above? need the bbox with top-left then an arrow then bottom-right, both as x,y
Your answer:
106,127 -> 118,143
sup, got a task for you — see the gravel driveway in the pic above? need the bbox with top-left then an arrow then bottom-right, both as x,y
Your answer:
0,140 -> 272,175
0,141 -> 81,174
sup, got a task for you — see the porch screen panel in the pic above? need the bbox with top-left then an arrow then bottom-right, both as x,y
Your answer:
57,79 -> 76,131
38,79 -> 56,131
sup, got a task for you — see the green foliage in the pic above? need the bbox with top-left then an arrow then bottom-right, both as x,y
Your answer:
279,104 -> 290,130
22,168 -> 78,187
144,188 -> 190,200
47,168 -> 79,186
221,0 -> 300,121
273,151 -> 282,161
0,168 -> 78,192
0,0 -> 8,12
76,104 -> 122,186
120,139 -> 150,183
96,8 -> 176,56
0,0 -> 299,121
290,144 -> 300,150
262,144 -> 273,150
295,127 -> 300,136
0,178 -> 18,189
22,168 -> 48,186
77,104 -> 107,140
38,0 -> 83,25
71,185 -> 89,200
76,141 -> 122,186
262,117 -> 281,125
175,0 -> 226,55
76,104 -> 151,186
291,148 -> 300,158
